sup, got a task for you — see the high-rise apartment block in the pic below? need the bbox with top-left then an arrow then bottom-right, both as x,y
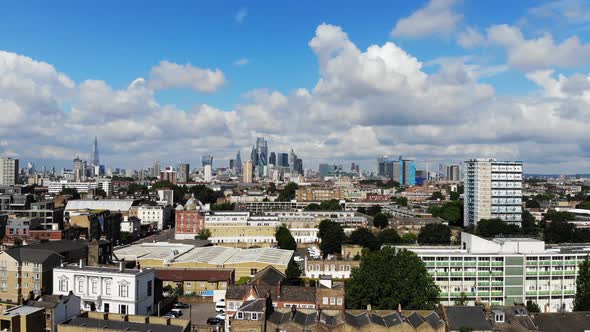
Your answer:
377,155 -> 415,185
177,163 -> 190,183
0,157 -> 19,186
446,164 -> 461,181
242,160 -> 253,183
463,158 -> 523,227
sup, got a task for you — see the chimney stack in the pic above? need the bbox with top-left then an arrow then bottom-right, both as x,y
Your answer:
79,259 -> 85,269
119,260 -> 125,272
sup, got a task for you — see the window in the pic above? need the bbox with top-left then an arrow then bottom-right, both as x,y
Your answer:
119,305 -> 127,314
250,268 -> 257,275
24,283 -> 28,289
147,281 -> 152,296
59,279 -> 68,292
237,312 -> 244,319
91,280 -> 98,294
330,297 -> 336,305
78,279 -> 84,293
105,281 -> 112,295
104,303 -> 110,313
120,284 -> 128,297
1,281 -> 6,289
323,297 -> 328,305
251,313 -> 258,320
337,298 -> 343,305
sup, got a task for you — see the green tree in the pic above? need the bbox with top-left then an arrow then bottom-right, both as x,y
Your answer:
449,192 -> 460,201
318,220 -> 346,258
59,188 -> 81,199
345,248 -> 439,310
378,229 -> 401,244
428,201 -> 463,227
275,225 -> 297,250
285,259 -> 302,285
418,223 -> 451,244
521,210 -> 539,235
476,218 -> 520,238
526,300 -> 540,313
366,205 -> 382,216
319,199 -> 342,211
349,227 -> 381,251
454,292 -> 468,305
544,219 -> 574,243
304,203 -> 321,211
575,256 -> 590,311
127,183 -> 148,195
395,197 -> 408,206
277,182 -> 299,201
430,191 -> 445,200
373,213 -> 389,229
401,233 -> 417,244
267,182 -> 277,194
526,200 -> 541,209
544,210 -> 575,222
211,202 -> 235,211
357,207 -> 367,214
196,228 -> 212,240
577,200 -> 590,210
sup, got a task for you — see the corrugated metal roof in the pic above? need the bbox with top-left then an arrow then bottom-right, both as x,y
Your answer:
65,199 -> 135,212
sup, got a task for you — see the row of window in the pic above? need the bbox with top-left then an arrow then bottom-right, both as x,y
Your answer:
0,281 -> 40,290
307,265 -> 351,272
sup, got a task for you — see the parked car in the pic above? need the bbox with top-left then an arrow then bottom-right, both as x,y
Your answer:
294,256 -> 304,262
162,313 -> 175,319
216,313 -> 226,320
207,317 -> 224,325
166,311 -> 180,318
171,308 -> 183,316
173,302 -> 189,309
215,299 -> 225,312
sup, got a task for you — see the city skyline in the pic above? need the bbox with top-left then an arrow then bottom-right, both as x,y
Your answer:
1,1 -> 590,173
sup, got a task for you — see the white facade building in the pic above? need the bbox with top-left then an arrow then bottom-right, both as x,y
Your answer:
53,261 -> 155,315
137,205 -> 165,229
0,157 -> 18,186
48,179 -> 112,195
204,164 -> 213,182
463,159 -> 523,227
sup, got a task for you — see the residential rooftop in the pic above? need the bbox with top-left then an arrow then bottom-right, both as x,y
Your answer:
59,316 -> 186,332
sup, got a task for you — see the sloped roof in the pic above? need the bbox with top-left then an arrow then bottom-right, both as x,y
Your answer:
249,265 -> 286,286
534,312 -> 590,332
446,306 -> 493,331
4,248 -> 63,265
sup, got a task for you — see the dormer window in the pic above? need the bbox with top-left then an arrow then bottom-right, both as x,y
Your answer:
251,313 -> 258,320
237,312 -> 244,320
494,313 -> 505,323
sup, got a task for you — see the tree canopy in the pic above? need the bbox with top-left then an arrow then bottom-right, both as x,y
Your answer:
418,223 -> 451,244
275,225 -> 297,250
366,205 -> 382,216
318,219 -> 346,258
127,183 -> 148,195
373,213 -> 389,229
428,201 -> 463,227
449,192 -> 460,201
578,200 -> 590,210
285,259 -> 302,285
476,218 -> 520,238
304,203 -> 321,211
196,228 -> 211,240
345,247 -> 439,310
575,256 -> 590,311
211,202 -> 235,211
395,197 -> 408,206
348,227 -> 381,251
277,182 -> 299,201
319,199 -> 342,211
378,228 -> 402,244
59,188 -> 80,199
430,191 -> 445,201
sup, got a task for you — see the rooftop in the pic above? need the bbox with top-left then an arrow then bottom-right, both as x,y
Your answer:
1,305 -> 44,317
60,316 -> 186,332
55,264 -> 152,276
114,242 -> 194,262
65,199 -> 136,212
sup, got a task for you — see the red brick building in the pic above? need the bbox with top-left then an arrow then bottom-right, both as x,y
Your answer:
174,195 -> 205,240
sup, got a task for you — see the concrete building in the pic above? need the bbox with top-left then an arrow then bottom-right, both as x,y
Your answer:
159,169 -> 177,184
397,232 -> 589,312
47,179 -> 112,195
243,160 -> 253,183
463,159 -> 523,227
0,157 -> 19,186
177,163 -> 190,183
446,165 -> 461,181
204,164 -> 212,182
135,205 -> 166,229
53,261 -> 155,315
0,305 -> 45,332
296,187 -> 343,201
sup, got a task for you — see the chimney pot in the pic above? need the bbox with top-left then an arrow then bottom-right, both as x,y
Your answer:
79,259 -> 85,269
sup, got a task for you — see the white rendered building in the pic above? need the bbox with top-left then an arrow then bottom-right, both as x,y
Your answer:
137,205 -> 165,229
53,260 -> 155,315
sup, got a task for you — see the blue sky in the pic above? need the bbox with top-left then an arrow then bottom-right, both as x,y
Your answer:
1,0 -> 590,173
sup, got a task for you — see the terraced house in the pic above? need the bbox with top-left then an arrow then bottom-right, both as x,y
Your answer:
397,232 -> 589,312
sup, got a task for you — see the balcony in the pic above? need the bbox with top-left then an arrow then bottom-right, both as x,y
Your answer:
526,261 -> 538,266
491,262 -> 504,266
477,292 -> 490,297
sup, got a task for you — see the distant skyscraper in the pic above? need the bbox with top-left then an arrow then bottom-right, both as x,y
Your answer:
255,137 -> 268,177
289,149 -> 296,172
0,157 -> 19,186
446,165 -> 461,181
178,163 -> 190,183
463,158 -> 523,227
269,152 -> 276,166
277,153 -> 289,168
236,151 -> 242,173
204,164 -> 212,182
229,159 -> 236,171
91,136 -> 100,166
294,158 -> 303,175
242,160 -> 253,183
201,154 -> 213,167
319,164 -> 336,178
73,156 -> 87,182
152,161 -> 161,178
